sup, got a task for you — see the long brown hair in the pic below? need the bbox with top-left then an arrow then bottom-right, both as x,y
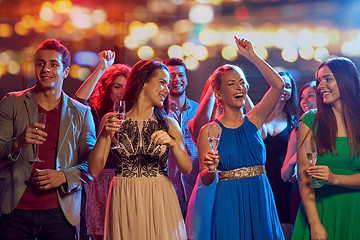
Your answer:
122,59 -> 169,128
315,57 -> 360,157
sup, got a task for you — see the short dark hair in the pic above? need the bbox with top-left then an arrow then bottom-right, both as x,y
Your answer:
163,58 -> 187,76
34,39 -> 71,69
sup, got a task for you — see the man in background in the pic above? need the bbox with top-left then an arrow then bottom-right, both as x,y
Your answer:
164,58 -> 199,220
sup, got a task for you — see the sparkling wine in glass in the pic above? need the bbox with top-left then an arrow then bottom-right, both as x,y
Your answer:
305,138 -> 323,188
207,122 -> 221,173
30,112 -> 46,163
111,100 -> 125,150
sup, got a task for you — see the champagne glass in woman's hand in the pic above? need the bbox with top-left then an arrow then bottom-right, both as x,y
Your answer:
30,112 -> 46,163
207,122 -> 221,173
305,139 -> 323,188
111,100 -> 125,150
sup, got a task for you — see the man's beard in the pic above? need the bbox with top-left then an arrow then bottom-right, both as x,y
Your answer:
170,89 -> 185,97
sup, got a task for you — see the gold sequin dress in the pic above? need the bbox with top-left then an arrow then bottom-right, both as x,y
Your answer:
104,117 -> 187,240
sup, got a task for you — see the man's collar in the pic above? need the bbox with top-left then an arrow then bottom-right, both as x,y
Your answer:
169,97 -> 190,111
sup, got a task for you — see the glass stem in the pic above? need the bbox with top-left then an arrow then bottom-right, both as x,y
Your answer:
35,144 -> 40,160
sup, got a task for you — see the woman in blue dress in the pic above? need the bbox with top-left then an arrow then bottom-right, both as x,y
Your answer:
197,37 -> 285,239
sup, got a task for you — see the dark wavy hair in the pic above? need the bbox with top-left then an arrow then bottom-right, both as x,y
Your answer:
34,39 -> 71,70
315,57 -> 360,157
88,64 -> 131,119
279,72 -> 299,129
122,59 -> 169,128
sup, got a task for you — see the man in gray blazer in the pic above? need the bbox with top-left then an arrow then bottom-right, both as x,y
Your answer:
0,39 -> 96,239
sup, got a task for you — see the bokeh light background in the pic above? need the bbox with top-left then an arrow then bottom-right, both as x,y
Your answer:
1,0 -> 360,102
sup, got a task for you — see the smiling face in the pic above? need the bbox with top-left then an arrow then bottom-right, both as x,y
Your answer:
142,68 -> 170,107
316,65 -> 341,107
110,75 -> 127,103
279,75 -> 292,103
215,69 -> 248,109
167,65 -> 188,97
300,85 -> 317,113
34,50 -> 69,91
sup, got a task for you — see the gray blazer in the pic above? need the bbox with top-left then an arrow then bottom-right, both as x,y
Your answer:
0,87 -> 96,226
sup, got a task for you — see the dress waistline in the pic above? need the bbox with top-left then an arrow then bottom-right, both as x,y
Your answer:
115,170 -> 168,178
219,165 -> 266,181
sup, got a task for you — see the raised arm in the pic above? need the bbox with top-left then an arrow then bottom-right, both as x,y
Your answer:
297,122 -> 327,239
74,50 -> 115,100
234,37 -> 284,129
245,94 -> 267,139
188,81 -> 216,144
281,129 -> 298,182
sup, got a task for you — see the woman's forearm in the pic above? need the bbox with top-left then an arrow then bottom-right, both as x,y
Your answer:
87,135 -> 111,177
170,143 -> 192,175
199,168 -> 216,186
281,154 -> 297,182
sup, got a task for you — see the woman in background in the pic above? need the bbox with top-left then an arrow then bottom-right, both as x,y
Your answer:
88,59 -> 192,240
263,71 -> 298,239
293,57 -> 360,240
281,81 -> 317,226
74,50 -> 131,240
282,81 -> 317,183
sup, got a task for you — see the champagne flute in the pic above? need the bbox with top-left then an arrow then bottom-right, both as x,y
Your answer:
30,112 -> 46,163
305,138 -> 323,188
111,100 -> 125,150
207,122 -> 221,173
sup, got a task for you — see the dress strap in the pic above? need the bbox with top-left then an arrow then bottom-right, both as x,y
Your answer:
214,119 -> 223,128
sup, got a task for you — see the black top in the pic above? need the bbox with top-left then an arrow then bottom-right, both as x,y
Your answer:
264,123 -> 295,223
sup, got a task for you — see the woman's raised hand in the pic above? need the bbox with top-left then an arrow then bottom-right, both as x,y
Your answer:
98,50 -> 115,70
234,36 -> 256,59
99,112 -> 121,138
